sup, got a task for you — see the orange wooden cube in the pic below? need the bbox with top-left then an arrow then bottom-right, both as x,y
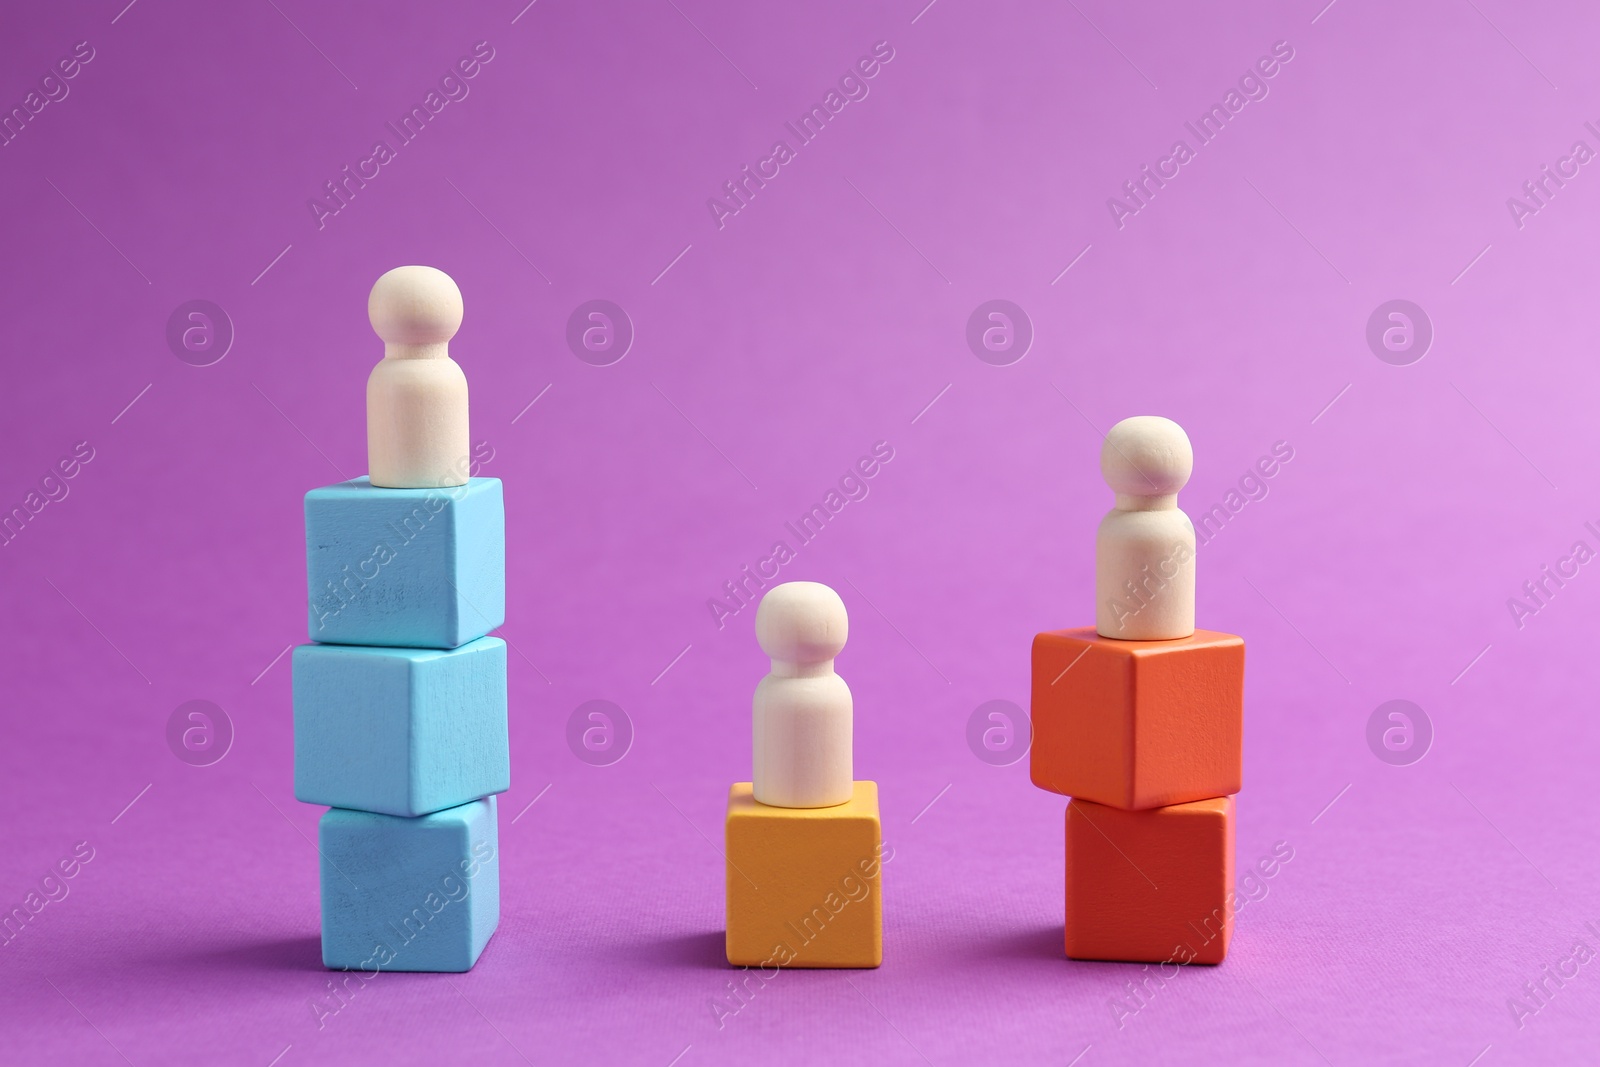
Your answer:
1030,627 -> 1243,810
725,782 -> 883,969
1065,795 -> 1235,964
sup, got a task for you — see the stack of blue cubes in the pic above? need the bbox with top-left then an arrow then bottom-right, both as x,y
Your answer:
293,475 -> 509,972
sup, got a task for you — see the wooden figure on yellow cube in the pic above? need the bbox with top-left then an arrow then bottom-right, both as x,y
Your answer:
725,582 -> 883,969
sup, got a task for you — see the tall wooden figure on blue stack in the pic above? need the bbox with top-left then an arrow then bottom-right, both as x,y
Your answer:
1030,417 -> 1244,965
293,266 -> 508,972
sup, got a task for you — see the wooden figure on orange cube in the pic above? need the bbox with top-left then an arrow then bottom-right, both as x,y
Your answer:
725,582 -> 884,969
1031,416 -> 1243,965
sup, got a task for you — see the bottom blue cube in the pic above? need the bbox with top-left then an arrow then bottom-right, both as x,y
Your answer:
319,796 -> 500,973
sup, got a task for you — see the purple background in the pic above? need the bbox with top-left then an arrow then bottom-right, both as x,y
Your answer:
2,0 -> 1596,1063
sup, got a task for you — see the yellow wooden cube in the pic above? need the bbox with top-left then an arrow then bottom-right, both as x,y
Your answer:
724,781 -> 883,969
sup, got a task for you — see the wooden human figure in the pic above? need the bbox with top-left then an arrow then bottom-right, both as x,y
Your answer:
728,580 -> 881,968
1033,415 -> 1241,966
752,581 -> 853,808
1095,416 -> 1196,641
367,265 -> 470,489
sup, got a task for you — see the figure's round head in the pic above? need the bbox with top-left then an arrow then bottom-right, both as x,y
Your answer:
368,265 -> 463,346
1101,416 -> 1193,496
756,582 -> 848,663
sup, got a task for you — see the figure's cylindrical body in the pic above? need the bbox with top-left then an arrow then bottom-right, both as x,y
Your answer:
752,668 -> 853,808
367,356 -> 469,488
1095,503 -> 1196,639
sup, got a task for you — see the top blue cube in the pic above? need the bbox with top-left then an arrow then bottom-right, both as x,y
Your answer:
306,477 -> 504,649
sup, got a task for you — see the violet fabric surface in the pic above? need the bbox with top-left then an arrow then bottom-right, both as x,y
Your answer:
2,1 -> 1595,1064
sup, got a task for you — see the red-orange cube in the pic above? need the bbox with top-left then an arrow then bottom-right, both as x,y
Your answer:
1030,627 -> 1243,810
1064,795 -> 1235,964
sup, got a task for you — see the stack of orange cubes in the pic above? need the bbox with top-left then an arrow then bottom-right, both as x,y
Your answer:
1029,627 -> 1244,964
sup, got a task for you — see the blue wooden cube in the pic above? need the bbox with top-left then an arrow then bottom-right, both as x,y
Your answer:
319,796 -> 500,973
306,476 -> 504,649
293,637 -> 509,817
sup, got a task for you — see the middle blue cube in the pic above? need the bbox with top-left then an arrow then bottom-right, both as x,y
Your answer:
305,476 -> 505,649
293,637 -> 510,817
